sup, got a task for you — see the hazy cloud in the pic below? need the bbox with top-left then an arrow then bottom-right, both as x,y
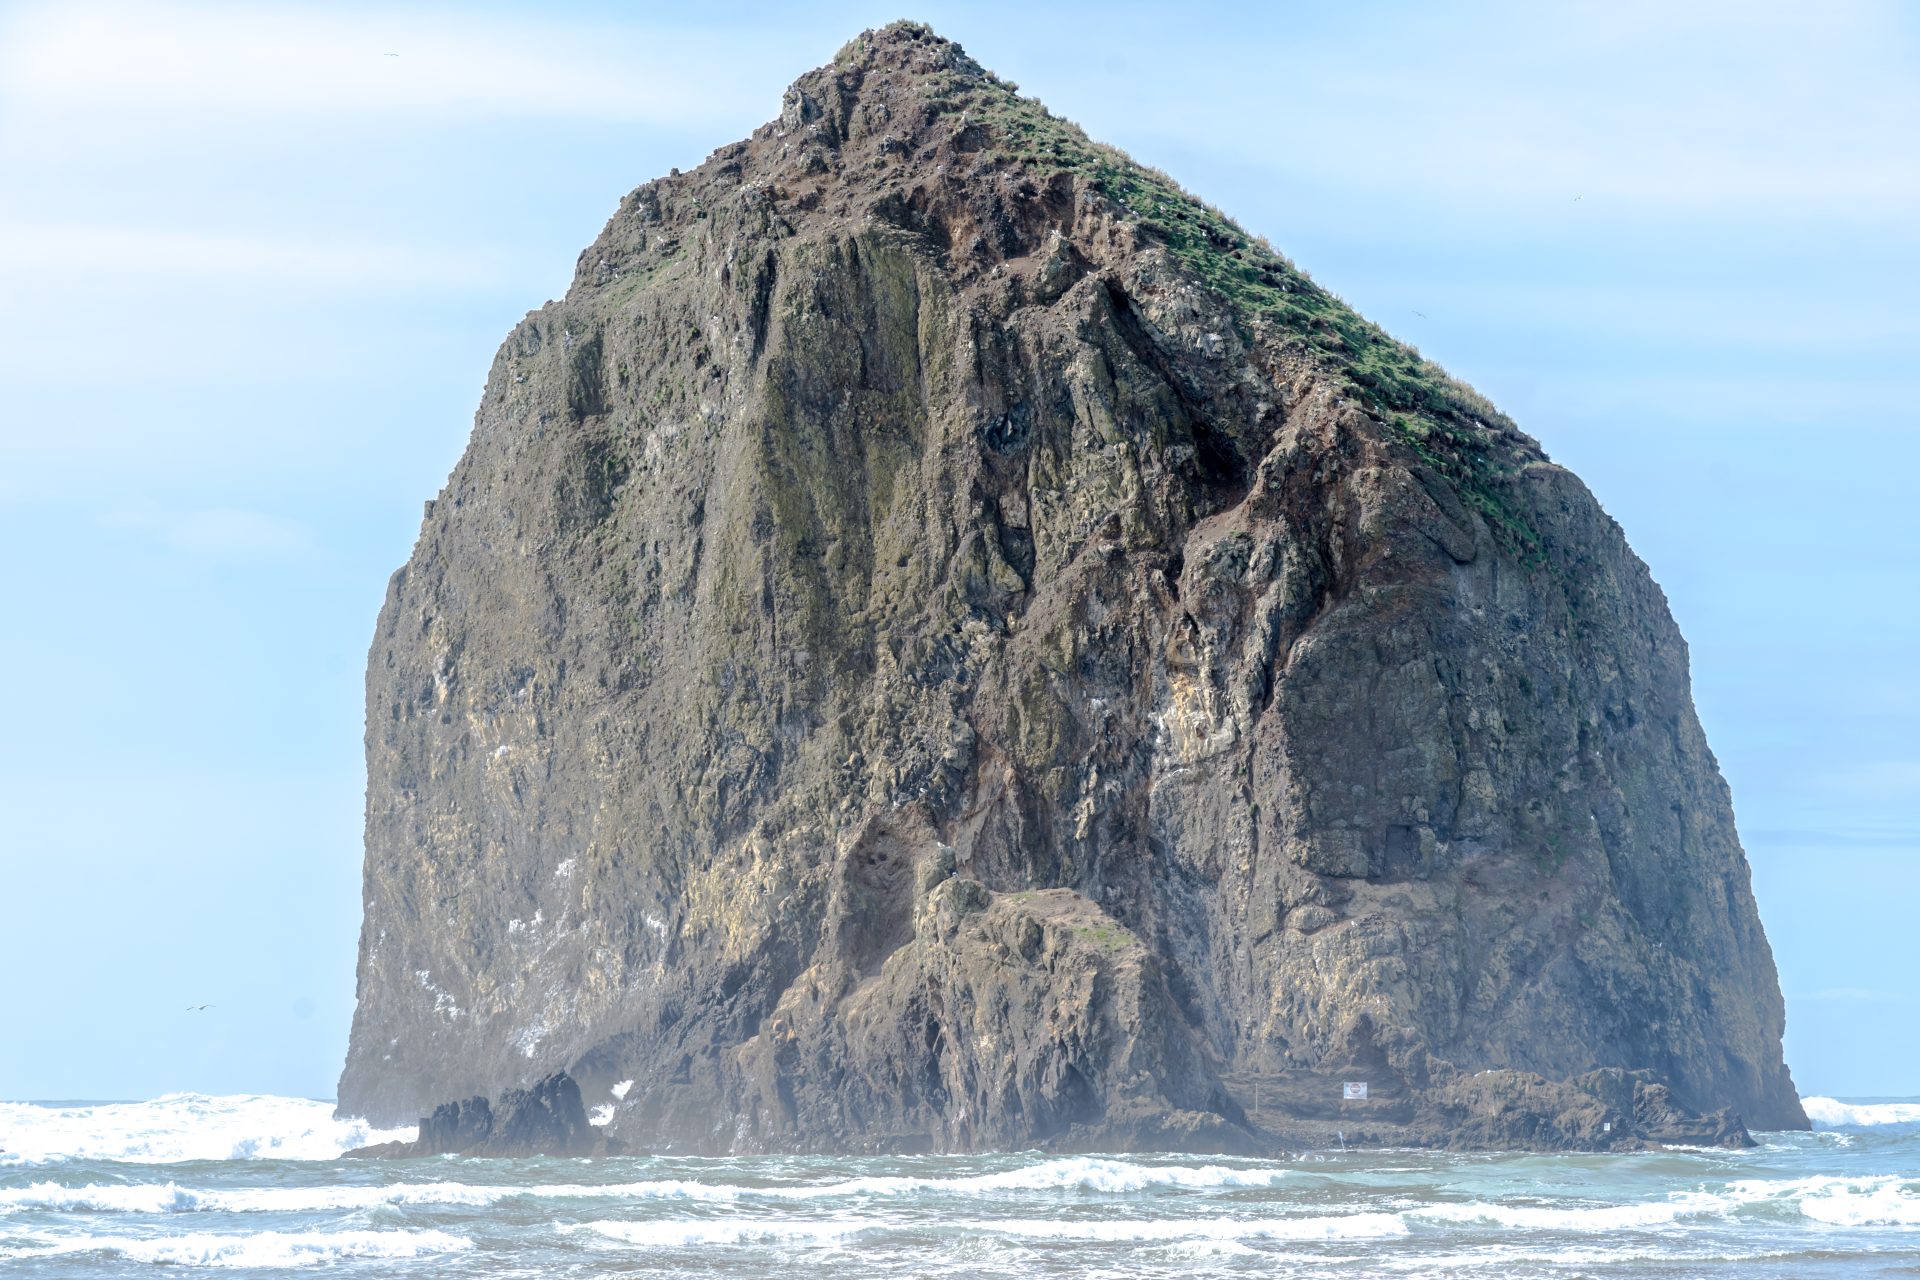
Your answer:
0,1 -> 773,125
1814,761 -> 1920,802
1796,988 -> 1914,1005
0,223 -> 505,290
106,508 -> 316,560
1095,0 -> 1920,229
1746,826 -> 1920,849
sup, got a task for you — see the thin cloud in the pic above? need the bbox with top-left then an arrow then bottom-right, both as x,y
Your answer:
0,223 -> 505,290
1817,760 -> 1920,800
1488,370 -> 1920,428
106,508 -> 316,561
1359,279 -> 1920,357
1090,0 -> 1919,227
1795,988 -> 1914,1005
0,1 -> 761,125
1746,826 -> 1920,849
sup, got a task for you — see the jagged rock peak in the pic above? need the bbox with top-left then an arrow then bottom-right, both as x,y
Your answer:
581,20 -> 1542,533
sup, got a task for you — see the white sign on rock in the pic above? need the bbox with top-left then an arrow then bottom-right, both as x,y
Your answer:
1342,1081 -> 1369,1100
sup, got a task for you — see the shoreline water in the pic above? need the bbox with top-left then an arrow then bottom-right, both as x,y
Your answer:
2,1094 -> 1916,1276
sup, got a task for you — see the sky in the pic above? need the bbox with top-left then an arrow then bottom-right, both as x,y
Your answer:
0,0 -> 1914,1104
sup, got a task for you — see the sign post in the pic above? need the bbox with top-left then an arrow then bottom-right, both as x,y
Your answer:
1342,1081 -> 1368,1101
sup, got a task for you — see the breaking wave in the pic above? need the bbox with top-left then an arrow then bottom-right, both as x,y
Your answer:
0,1158 -> 1286,1214
0,1228 -> 469,1268
562,1177 -> 1920,1250
954,1212 -> 1412,1242
1801,1097 -> 1920,1129
0,1178 -> 731,1214
8,1166 -> 1916,1235
0,1094 -> 413,1165
570,1219 -> 867,1248
1410,1197 -> 1726,1231
783,1157 -> 1290,1198
570,1212 -> 1410,1247
4,1091 -> 1915,1274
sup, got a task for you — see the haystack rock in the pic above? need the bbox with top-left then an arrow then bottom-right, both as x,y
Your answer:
338,23 -> 1805,1154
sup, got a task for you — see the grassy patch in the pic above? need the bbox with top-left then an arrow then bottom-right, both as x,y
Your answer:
1074,920 -> 1136,954
918,71 -> 1542,552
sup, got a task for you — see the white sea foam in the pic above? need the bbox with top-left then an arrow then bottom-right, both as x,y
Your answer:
782,1157 -> 1289,1198
1795,1179 -> 1920,1226
1371,1245 -> 1800,1272
1165,1237 -> 1263,1257
0,1159 -> 1287,1215
588,1104 -> 616,1127
0,1177 -> 745,1214
1802,1096 -> 1920,1129
0,1182 -> 205,1214
1410,1195 -> 1724,1231
0,1095 -> 414,1165
571,1212 -> 1407,1247
1408,1176 -> 1920,1235
1414,1177 -> 1920,1234
0,1228 -> 469,1268
964,1212 -> 1411,1242
1711,1174 -> 1920,1227
571,1219 -> 864,1247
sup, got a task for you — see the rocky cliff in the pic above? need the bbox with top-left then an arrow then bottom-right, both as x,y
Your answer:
338,23 -> 1806,1153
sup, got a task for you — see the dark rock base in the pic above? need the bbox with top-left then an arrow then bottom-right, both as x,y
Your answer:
343,1072 -> 599,1158
343,1066 -> 1749,1158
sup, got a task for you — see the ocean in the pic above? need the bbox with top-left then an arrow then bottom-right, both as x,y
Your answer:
1,1094 -> 1916,1277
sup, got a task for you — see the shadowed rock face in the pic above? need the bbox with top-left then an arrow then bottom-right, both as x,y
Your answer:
337,22 -> 1805,1153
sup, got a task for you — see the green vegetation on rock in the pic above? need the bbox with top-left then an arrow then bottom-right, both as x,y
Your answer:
896,46 -> 1543,551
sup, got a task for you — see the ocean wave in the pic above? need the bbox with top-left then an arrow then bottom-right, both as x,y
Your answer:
781,1157 -> 1289,1198
563,1182 -> 1920,1255
1801,1097 -> 1920,1129
569,1219 -> 864,1247
1795,1179 -> 1920,1227
1370,1245 -> 1804,1271
16,1167 -> 1913,1233
0,1182 -> 205,1214
0,1228 -> 469,1268
0,1177 -> 738,1214
1409,1195 -> 1723,1231
1720,1174 -> 1920,1227
0,1095 -> 414,1165
570,1212 -> 1409,1247
1164,1237 -> 1263,1258
0,1158 -> 1285,1215
964,1213 -> 1411,1242
1414,1177 -> 1920,1233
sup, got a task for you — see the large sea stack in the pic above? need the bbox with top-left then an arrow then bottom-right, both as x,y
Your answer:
338,23 -> 1805,1154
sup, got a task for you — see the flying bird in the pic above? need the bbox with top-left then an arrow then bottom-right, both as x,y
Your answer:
186,1004 -> 215,1012
1414,310 -> 1428,318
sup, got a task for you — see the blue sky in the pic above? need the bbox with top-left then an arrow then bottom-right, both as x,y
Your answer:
0,0 -> 1913,1104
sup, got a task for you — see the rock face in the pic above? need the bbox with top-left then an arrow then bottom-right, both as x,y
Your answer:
338,23 -> 1806,1153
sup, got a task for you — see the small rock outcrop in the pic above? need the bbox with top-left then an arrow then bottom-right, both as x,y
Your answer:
337,22 -> 1805,1153
344,1072 -> 595,1157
